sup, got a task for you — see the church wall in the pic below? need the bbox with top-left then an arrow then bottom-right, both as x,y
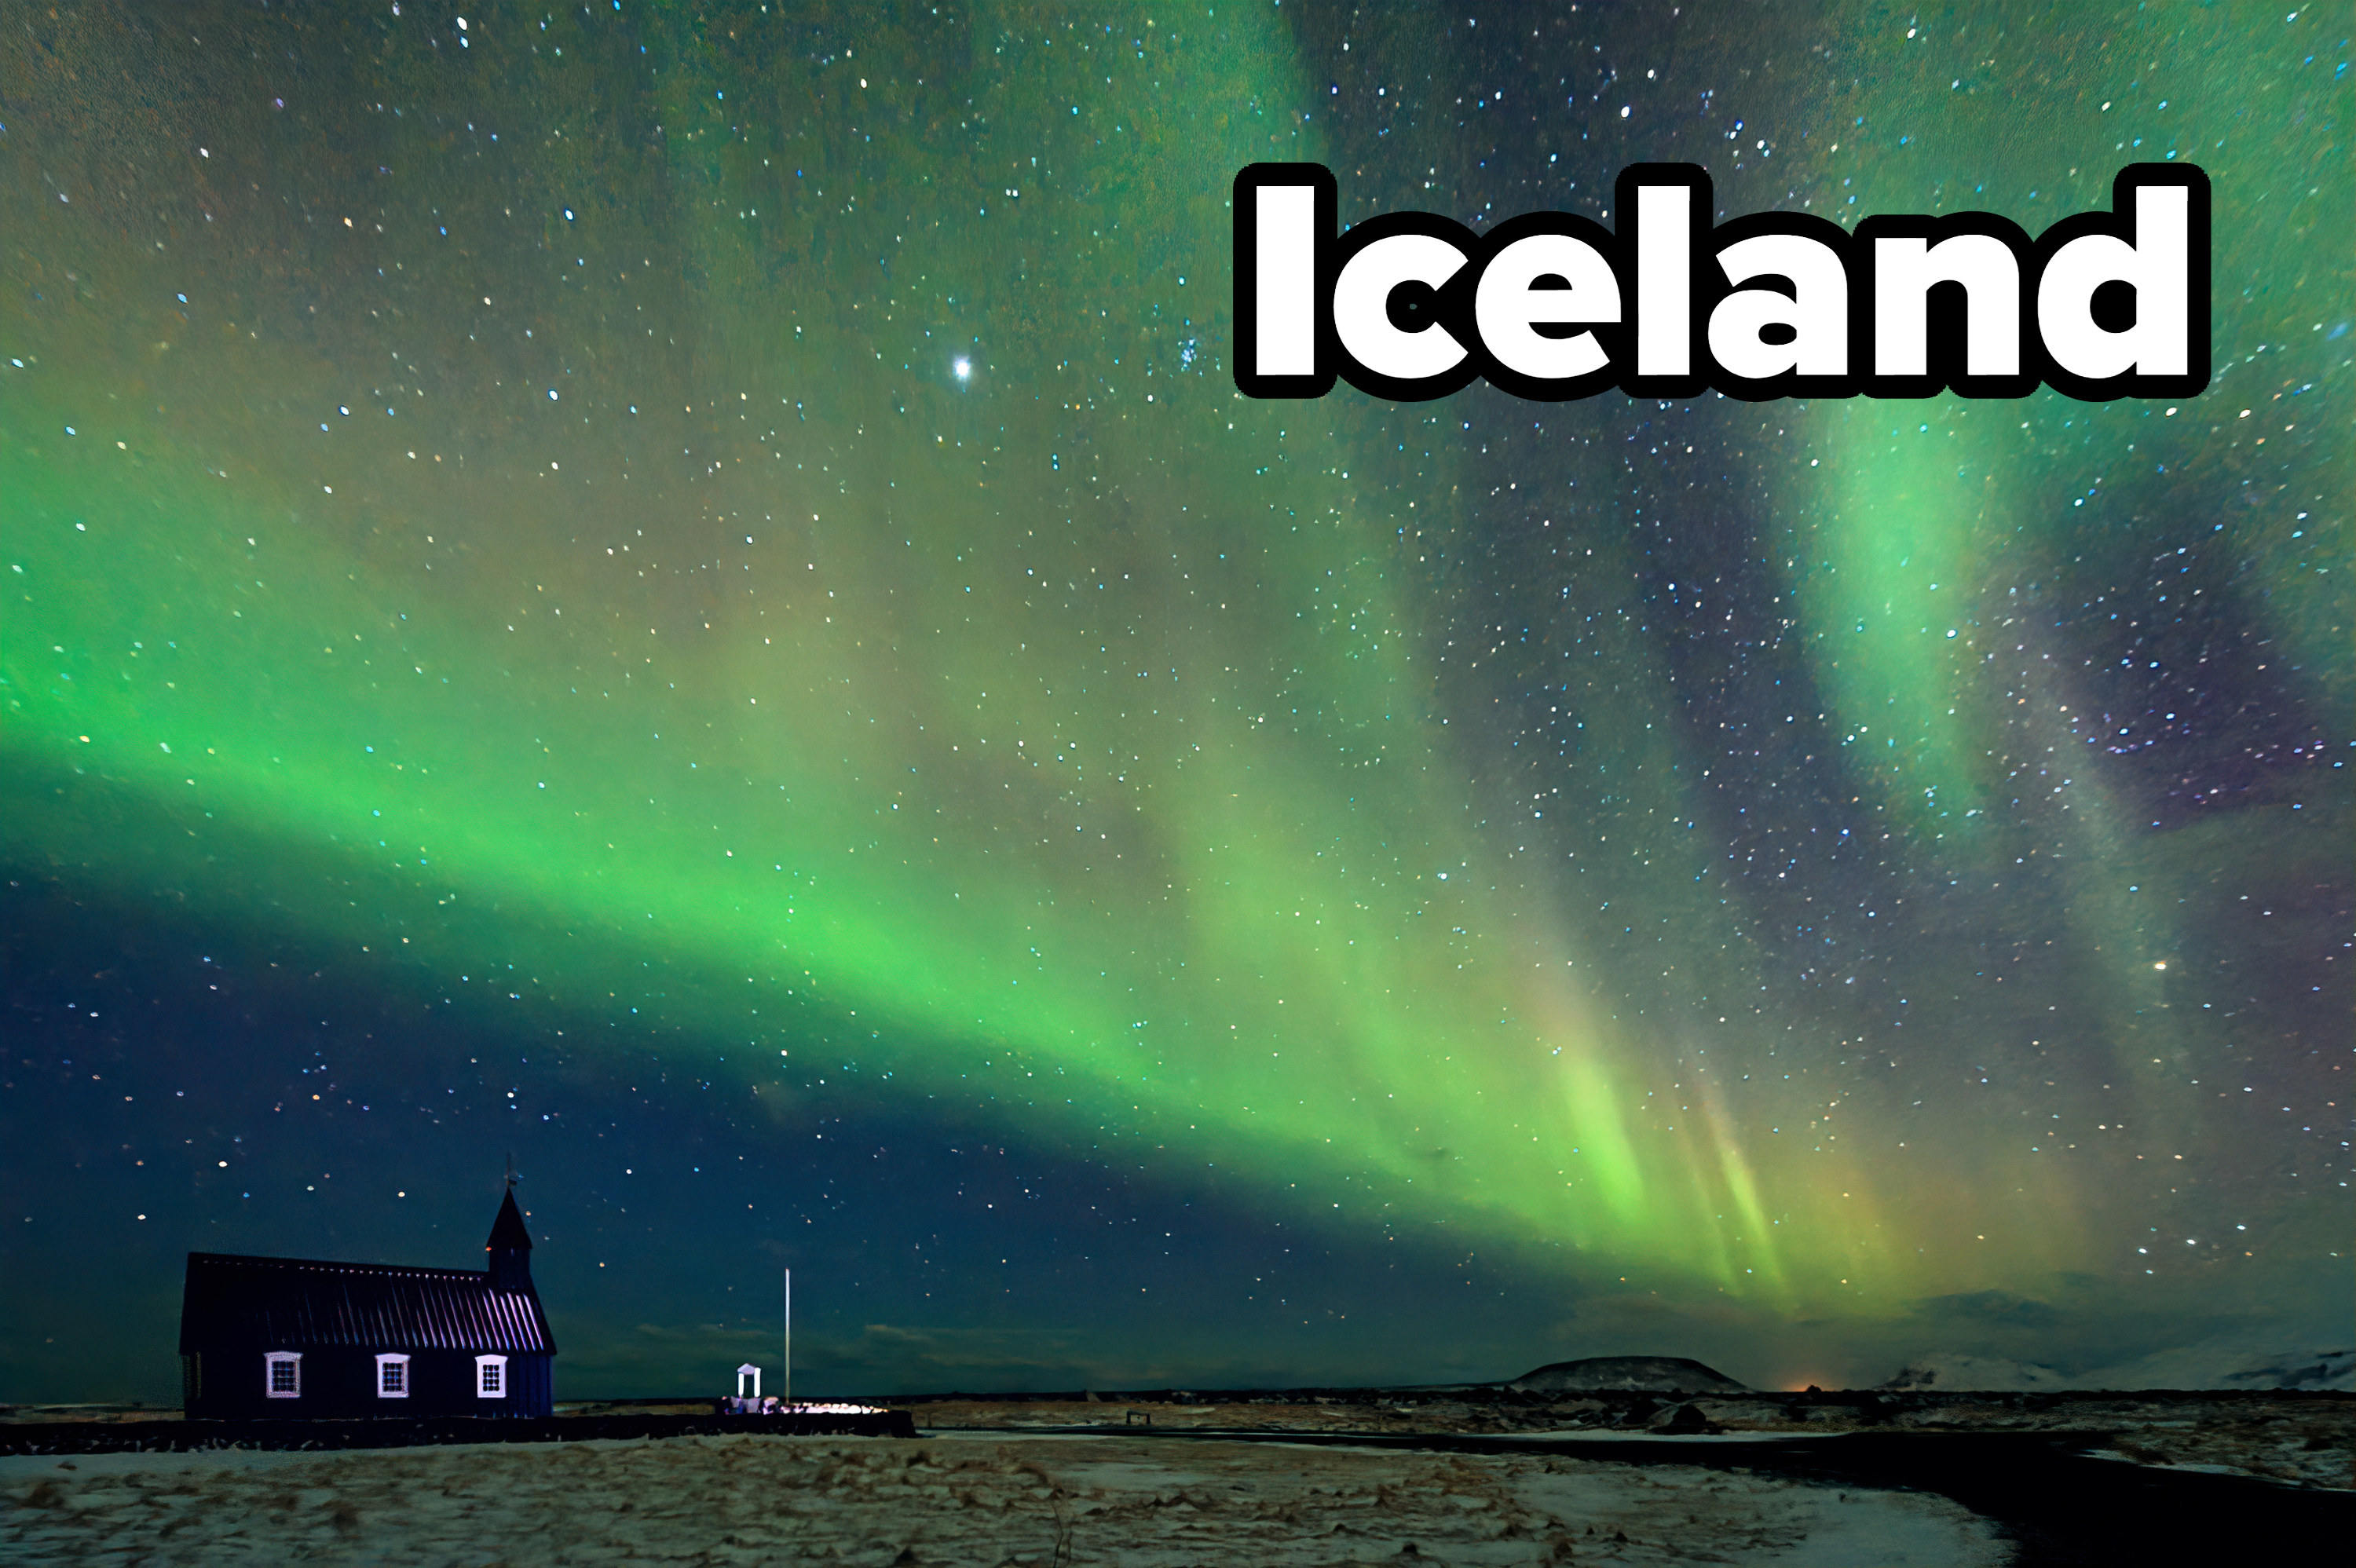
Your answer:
182,1346 -> 554,1420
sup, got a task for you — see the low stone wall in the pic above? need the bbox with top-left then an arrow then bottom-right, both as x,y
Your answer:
0,1409 -> 915,1456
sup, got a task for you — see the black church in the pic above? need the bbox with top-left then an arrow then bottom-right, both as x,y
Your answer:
178,1190 -> 555,1419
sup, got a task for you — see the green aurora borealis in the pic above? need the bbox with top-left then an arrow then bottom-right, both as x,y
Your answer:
2,3 -> 2348,1397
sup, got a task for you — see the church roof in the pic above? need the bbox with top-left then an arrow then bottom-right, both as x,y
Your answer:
486,1189 -> 534,1253
177,1252 -> 554,1356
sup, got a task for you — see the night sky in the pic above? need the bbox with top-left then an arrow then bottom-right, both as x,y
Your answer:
2,3 -> 2346,1404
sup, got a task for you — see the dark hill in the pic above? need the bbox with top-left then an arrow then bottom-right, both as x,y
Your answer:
1506,1356 -> 1750,1394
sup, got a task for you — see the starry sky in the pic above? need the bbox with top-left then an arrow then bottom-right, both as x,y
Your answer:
2,3 -> 2347,1403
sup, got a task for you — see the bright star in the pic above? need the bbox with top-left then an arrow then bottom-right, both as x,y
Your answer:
953,358 -> 971,380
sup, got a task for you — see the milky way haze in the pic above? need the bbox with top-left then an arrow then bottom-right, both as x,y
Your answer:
2,3 -> 2347,1401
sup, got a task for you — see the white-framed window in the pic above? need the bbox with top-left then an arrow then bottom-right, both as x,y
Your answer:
375,1353 -> 412,1398
265,1351 -> 302,1398
475,1354 -> 508,1398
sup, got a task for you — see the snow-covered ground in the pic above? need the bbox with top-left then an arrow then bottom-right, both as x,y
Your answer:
0,1431 -> 2007,1566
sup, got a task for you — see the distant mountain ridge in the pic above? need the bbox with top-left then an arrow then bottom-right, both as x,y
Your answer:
1505,1357 -> 1751,1394
1878,1355 -> 2071,1392
1492,1343 -> 2356,1395
1879,1347 -> 2356,1392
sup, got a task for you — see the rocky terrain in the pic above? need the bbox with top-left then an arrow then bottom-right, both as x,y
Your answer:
1,1431 -> 2007,1566
895,1387 -> 2354,1493
9,1385 -> 2348,1490
4,1384 -> 2346,1564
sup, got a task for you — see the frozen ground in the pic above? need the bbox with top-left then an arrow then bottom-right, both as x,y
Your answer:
0,1431 -> 2007,1566
905,1392 -> 2355,1491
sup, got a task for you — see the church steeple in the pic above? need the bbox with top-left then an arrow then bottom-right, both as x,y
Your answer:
487,1160 -> 534,1292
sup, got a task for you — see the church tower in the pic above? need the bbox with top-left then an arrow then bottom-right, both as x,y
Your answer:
486,1184 -> 535,1292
